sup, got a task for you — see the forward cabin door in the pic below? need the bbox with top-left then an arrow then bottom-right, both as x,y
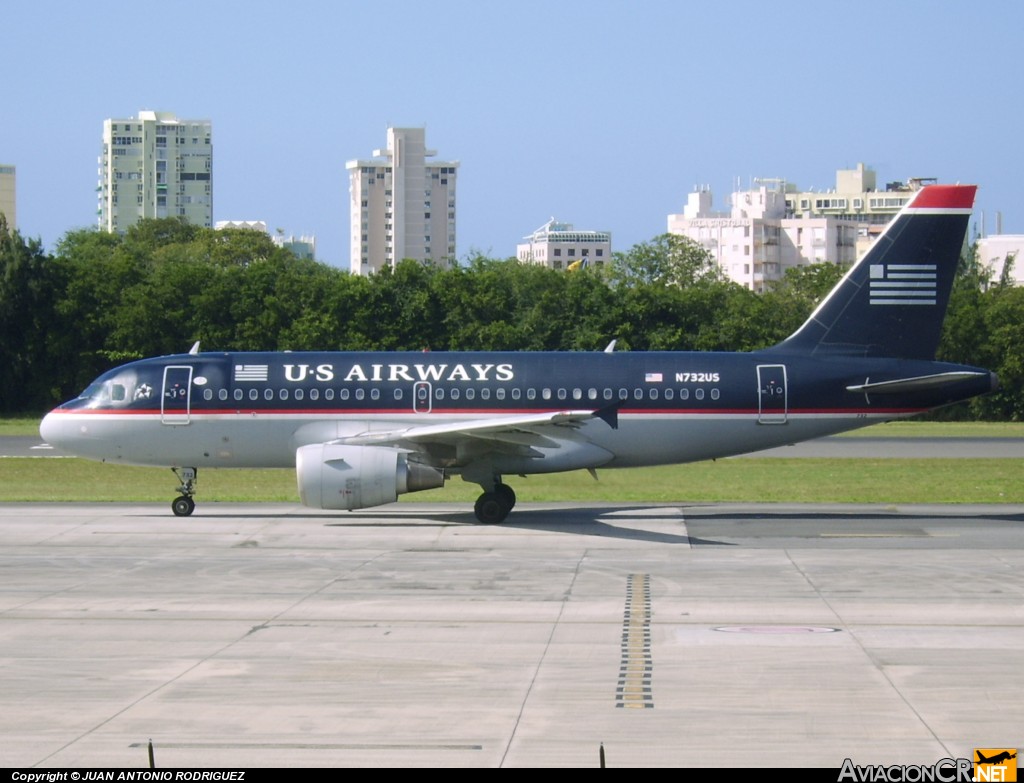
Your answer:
756,364 -> 788,424
161,366 -> 193,425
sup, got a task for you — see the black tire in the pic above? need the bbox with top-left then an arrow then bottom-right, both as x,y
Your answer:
474,492 -> 509,524
172,495 -> 196,517
495,483 -> 516,509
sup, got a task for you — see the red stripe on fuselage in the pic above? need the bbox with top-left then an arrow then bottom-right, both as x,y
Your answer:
49,406 -> 928,417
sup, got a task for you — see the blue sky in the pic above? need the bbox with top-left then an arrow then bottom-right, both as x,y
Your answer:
3,0 -> 1022,266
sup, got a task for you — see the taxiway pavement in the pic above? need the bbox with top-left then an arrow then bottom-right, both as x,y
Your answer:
1,501 -> 1021,768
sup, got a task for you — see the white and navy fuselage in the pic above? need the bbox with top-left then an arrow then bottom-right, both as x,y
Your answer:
39,184 -> 997,521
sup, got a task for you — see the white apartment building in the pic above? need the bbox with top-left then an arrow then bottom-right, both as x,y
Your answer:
98,111 -> 212,234
977,234 -> 1024,286
0,164 -> 14,228
516,218 -> 611,269
346,127 -> 458,275
668,181 -> 858,291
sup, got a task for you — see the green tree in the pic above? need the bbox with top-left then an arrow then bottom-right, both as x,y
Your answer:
0,216 -> 60,412
608,234 -> 724,288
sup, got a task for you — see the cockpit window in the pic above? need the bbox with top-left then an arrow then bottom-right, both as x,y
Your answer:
76,371 -> 148,409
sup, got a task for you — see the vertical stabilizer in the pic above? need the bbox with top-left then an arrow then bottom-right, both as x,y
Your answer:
772,184 -> 976,359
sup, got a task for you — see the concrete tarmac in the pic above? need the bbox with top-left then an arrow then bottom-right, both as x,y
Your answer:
1,501 -> 1022,768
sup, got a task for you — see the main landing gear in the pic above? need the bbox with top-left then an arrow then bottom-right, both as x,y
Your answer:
474,480 -> 516,524
171,467 -> 197,516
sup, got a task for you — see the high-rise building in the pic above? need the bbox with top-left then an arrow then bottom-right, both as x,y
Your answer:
346,127 -> 458,275
0,164 -> 14,229
516,218 -> 611,270
98,111 -> 212,233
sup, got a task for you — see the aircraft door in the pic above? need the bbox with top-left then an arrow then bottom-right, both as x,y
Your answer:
756,364 -> 788,424
162,366 -> 193,425
413,381 -> 432,413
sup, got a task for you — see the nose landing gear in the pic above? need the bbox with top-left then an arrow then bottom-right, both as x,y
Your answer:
171,467 -> 198,516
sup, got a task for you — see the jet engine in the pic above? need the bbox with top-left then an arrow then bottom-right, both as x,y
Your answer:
296,444 -> 445,511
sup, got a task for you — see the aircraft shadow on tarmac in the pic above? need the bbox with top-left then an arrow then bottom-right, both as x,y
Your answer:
127,504 -> 1024,546
317,504 -> 721,545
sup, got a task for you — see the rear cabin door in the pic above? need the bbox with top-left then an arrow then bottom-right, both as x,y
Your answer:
162,366 -> 193,425
756,364 -> 788,424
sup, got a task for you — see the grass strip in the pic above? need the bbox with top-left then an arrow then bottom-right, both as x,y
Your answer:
1,457 -> 1020,504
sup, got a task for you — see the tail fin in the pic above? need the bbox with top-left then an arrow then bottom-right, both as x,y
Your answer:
772,184 -> 976,359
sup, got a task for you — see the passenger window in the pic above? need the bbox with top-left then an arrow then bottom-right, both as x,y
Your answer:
249,389 -> 258,401
234,389 -> 243,401
680,388 -> 689,400
542,388 -> 551,400
355,389 -> 365,400
711,388 -> 720,400
665,388 -> 674,400
511,388 -> 520,400
603,388 -> 613,400
340,389 -> 349,400
557,388 -> 567,400
588,388 -> 597,400
634,388 -> 643,400
435,388 -> 445,400
526,388 -> 535,400
481,388 -> 490,400
619,388 -> 628,400
465,388 -> 475,400
279,389 -> 288,400
573,388 -> 582,400
394,389 -> 403,400
370,388 -> 379,400
309,389 -> 319,401
324,389 -> 334,400
219,389 -> 228,401
203,389 -> 212,401
695,388 -> 705,400
649,388 -> 658,400
264,389 -> 274,400
496,388 -> 505,400
451,388 -> 460,400
295,389 -> 304,400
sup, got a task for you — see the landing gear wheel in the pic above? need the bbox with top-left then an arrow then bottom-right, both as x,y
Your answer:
474,492 -> 510,524
171,467 -> 198,517
172,495 -> 196,517
495,483 -> 516,510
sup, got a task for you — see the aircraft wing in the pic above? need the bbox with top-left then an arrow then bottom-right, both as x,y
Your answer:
336,404 -> 619,453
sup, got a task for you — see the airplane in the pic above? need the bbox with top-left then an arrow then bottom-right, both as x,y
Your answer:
976,751 -> 1017,765
40,184 -> 997,524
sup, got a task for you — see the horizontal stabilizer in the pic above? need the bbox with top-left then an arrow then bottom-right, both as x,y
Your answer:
846,371 -> 990,394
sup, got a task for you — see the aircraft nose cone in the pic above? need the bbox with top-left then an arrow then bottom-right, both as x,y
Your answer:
39,412 -> 67,449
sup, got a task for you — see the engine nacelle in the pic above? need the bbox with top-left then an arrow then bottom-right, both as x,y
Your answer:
296,444 -> 445,511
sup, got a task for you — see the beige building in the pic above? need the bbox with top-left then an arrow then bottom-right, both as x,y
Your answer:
346,127 -> 458,275
0,164 -> 14,229
784,163 -> 920,255
98,111 -> 212,234
668,181 -> 857,291
516,218 -> 611,270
